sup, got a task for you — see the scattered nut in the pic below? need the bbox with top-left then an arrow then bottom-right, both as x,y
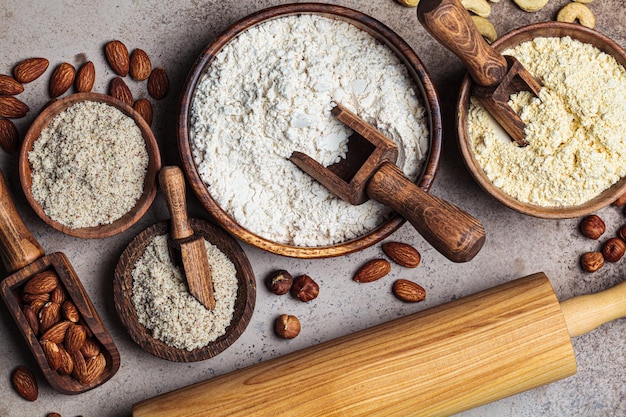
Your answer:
0,96 -> 29,119
49,62 -> 76,98
108,76 -> 133,106
11,366 -> 38,401
556,2 -> 595,28
274,314 -> 301,339
105,40 -> 130,76
513,0 -> 549,12
471,15 -> 498,43
0,118 -> 20,154
580,251 -> 604,272
392,279 -> 427,303
0,74 -> 24,95
133,99 -> 153,127
602,237 -> 626,263
382,242 -> 421,268
13,57 -> 49,83
147,67 -> 169,100
74,61 -> 96,93
290,274 -> 319,302
579,214 -> 605,240
265,269 -> 293,295
47,413 -> 62,417
461,0 -> 491,17
395,0 -> 419,6
612,193 -> 626,207
129,48 -> 152,81
353,259 -> 391,283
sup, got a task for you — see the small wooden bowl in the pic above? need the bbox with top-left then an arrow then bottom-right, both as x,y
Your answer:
113,219 -> 256,362
19,92 -> 162,238
457,22 -> 626,219
178,3 -> 442,258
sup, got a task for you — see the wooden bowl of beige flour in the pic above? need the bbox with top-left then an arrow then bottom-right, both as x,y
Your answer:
457,22 -> 626,219
178,3 -> 442,258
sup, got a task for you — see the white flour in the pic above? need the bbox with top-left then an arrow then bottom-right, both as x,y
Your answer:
468,36 -> 626,207
190,15 -> 429,246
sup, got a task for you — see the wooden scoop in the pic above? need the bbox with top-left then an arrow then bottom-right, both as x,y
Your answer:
290,102 -> 485,263
417,0 -> 542,147
159,166 -> 215,310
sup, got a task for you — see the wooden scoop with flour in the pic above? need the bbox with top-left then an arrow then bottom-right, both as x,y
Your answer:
290,102 -> 485,263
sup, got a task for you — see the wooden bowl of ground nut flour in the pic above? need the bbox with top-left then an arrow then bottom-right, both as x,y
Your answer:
178,3 -> 442,258
19,93 -> 161,238
458,22 -> 626,219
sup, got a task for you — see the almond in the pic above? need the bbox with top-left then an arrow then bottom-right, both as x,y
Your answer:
23,292 -> 50,304
70,350 -> 88,382
75,61 -> 95,93
81,353 -> 106,384
22,305 -> 40,335
353,258 -> 391,283
11,366 -> 38,401
24,270 -> 59,295
109,77 -> 133,106
62,299 -> 80,323
105,40 -> 129,76
41,340 -> 62,371
38,301 -> 61,332
133,98 -> 153,126
0,74 -> 24,95
0,118 -> 20,153
29,300 -> 47,315
392,279 -> 426,303
49,62 -> 76,98
50,285 -> 67,305
64,323 -> 87,353
147,67 -> 169,100
13,57 -> 49,83
56,345 -> 74,375
129,48 -> 152,81
40,320 -> 72,344
382,242 -> 421,268
0,96 -> 29,118
80,337 -> 101,358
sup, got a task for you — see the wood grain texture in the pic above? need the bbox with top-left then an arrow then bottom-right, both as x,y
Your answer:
113,219 -> 256,362
19,92 -> 162,239
177,3 -> 442,258
133,273 -> 578,417
456,22 -> 626,219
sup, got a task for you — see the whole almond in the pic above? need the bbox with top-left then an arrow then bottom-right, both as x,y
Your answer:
353,258 -> 391,283
80,337 -> 101,358
50,285 -> 67,305
109,77 -> 133,106
40,320 -> 72,344
71,350 -> 88,382
0,96 -> 29,118
38,301 -> 61,332
23,292 -> 50,304
147,67 -> 169,100
22,305 -> 40,335
392,279 -> 426,303
41,340 -> 62,371
29,300 -> 47,315
24,270 -> 59,295
75,61 -> 95,93
13,57 -> 49,83
49,62 -> 76,98
133,98 -> 153,126
62,299 -> 80,323
129,48 -> 152,81
105,40 -> 129,76
81,353 -> 106,384
0,74 -> 24,95
56,345 -> 74,375
11,366 -> 38,401
382,242 -> 421,268
0,118 -> 20,153
64,323 -> 87,353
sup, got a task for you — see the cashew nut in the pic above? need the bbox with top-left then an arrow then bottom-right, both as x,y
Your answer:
461,0 -> 492,17
574,0 -> 594,3
513,0 -> 550,12
471,15 -> 498,44
396,0 -> 419,7
557,2 -> 595,28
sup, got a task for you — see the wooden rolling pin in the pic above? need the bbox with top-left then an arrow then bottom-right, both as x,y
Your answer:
133,273 -> 625,417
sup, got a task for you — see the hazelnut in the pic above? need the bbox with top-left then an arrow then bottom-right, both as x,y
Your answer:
265,270 -> 293,295
602,237 -> 626,262
580,251 -> 604,272
290,275 -> 319,302
579,215 -> 605,240
274,314 -> 300,339
612,192 -> 626,207
618,225 -> 626,242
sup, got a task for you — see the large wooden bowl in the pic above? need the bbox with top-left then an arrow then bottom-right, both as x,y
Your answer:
457,22 -> 626,219
178,3 -> 442,258
113,219 -> 256,362
19,92 -> 162,238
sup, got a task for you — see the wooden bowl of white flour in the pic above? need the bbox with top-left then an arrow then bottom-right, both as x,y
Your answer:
457,22 -> 626,219
178,3 -> 442,258
20,92 -> 162,238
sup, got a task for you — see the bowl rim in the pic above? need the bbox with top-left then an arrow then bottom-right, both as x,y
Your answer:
178,2 -> 442,258
19,92 -> 162,238
456,22 -> 626,219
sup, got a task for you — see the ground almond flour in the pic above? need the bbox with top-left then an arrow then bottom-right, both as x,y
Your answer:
190,14 -> 429,247
131,235 -> 238,351
468,36 -> 626,207
29,101 -> 148,228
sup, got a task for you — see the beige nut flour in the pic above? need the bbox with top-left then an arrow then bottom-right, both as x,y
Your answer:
131,235 -> 238,351
468,36 -> 626,207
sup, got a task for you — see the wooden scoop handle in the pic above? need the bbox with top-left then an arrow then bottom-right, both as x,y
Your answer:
367,162 -> 485,263
159,166 -> 194,240
418,0 -> 508,87
0,169 -> 45,273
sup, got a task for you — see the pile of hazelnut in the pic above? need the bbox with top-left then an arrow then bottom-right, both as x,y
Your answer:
579,212 -> 626,272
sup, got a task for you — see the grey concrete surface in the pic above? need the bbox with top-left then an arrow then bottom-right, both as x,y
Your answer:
0,1 -> 624,416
